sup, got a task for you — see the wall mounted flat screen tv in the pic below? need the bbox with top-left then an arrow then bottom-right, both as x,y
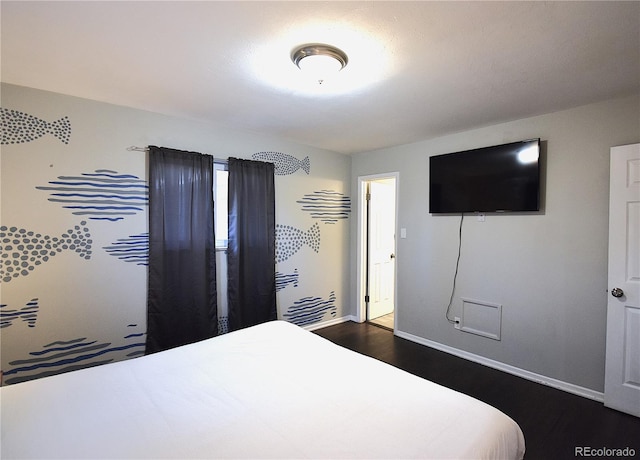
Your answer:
429,139 -> 541,213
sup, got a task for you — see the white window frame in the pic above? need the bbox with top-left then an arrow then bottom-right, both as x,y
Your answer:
214,161 -> 228,250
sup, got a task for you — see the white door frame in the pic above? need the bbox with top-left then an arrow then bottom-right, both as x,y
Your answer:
356,172 -> 399,324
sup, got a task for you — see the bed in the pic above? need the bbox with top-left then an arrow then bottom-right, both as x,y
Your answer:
1,320 -> 525,459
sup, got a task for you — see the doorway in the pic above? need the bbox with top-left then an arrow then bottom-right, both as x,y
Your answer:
604,143 -> 640,417
357,173 -> 398,330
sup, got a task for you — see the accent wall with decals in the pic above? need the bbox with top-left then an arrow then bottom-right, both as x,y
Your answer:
0,83 -> 351,384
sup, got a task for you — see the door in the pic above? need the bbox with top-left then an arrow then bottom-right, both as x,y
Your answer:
367,178 -> 396,320
604,143 -> 640,417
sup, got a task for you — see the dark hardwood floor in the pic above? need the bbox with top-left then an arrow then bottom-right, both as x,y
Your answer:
313,321 -> 640,460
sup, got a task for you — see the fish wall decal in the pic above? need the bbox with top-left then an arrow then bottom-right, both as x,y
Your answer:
297,190 -> 351,223
0,221 -> 92,283
0,298 -> 39,329
251,151 -> 310,175
218,316 -> 229,336
283,291 -> 337,327
103,233 -> 149,266
124,324 -> 146,358
2,328 -> 146,385
36,169 -> 149,222
275,223 -> 320,263
1,108 -> 71,145
276,269 -> 299,292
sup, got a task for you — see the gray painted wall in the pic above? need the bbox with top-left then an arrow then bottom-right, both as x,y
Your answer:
350,94 -> 639,393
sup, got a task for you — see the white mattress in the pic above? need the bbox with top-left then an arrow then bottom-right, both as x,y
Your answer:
1,320 -> 525,459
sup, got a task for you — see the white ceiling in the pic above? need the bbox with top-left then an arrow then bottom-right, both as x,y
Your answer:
2,1 -> 639,154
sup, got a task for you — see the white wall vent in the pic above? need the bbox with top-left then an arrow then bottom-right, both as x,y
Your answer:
460,298 -> 502,340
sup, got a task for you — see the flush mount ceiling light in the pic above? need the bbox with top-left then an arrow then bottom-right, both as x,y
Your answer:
291,44 -> 348,85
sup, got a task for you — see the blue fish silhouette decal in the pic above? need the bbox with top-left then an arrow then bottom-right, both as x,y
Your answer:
275,223 -> 320,263
103,233 -> 149,266
297,190 -> 351,223
36,169 -> 149,222
0,221 -> 92,283
1,108 -> 71,145
124,324 -> 146,358
283,291 -> 337,327
276,269 -> 299,291
218,316 -> 229,336
252,151 -> 310,175
0,298 -> 40,329
2,327 -> 146,385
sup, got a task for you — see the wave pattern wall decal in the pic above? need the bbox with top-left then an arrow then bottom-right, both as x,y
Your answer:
103,233 -> 149,266
276,269 -> 299,292
3,327 -> 146,385
36,169 -> 149,222
0,299 -> 39,328
124,324 -> 146,358
283,291 -> 337,327
297,190 -> 351,224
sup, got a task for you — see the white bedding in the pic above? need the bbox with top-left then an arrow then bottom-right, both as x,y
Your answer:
1,320 -> 525,459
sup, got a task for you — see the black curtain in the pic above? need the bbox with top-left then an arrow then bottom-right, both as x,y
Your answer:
146,146 -> 217,353
227,157 -> 276,331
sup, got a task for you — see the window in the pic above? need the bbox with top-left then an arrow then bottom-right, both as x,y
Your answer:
214,162 -> 228,249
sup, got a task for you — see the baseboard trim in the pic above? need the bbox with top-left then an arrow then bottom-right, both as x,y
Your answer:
395,329 -> 604,403
303,315 -> 358,332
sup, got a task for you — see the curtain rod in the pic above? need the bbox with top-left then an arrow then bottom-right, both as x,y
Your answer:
126,146 -> 228,164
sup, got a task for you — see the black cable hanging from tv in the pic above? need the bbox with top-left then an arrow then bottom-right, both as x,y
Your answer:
445,213 -> 464,324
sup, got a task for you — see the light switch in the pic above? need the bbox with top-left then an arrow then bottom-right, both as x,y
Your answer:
400,228 -> 407,239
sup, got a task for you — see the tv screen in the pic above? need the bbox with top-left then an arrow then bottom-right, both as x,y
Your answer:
429,139 -> 541,213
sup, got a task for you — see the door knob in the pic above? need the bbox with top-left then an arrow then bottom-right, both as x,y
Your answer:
390,253 -> 395,259
611,288 -> 624,298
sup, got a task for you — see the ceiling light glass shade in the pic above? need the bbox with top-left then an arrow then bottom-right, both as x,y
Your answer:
292,44 -> 348,84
